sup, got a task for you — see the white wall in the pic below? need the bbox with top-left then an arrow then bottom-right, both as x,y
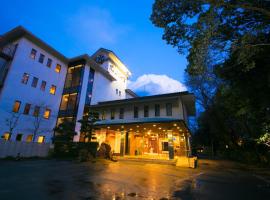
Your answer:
91,69 -> 127,104
0,38 -> 67,143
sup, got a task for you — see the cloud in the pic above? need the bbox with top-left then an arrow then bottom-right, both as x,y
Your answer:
128,74 -> 187,96
67,6 -> 130,45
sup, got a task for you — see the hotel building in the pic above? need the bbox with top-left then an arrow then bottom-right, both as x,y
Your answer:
0,26 -> 195,159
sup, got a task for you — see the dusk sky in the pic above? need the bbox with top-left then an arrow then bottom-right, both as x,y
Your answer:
0,0 -> 187,95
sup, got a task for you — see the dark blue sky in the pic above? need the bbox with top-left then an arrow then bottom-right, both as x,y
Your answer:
0,0 -> 187,87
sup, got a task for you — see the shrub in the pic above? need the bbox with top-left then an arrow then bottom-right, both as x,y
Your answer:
53,141 -> 99,160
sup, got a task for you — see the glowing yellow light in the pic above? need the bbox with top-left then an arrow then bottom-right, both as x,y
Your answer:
107,126 -> 110,129
158,127 -> 161,130
153,124 -> 156,127
173,123 -> 177,126
136,125 -> 139,128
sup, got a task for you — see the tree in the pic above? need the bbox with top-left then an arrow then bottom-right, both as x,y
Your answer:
151,0 -> 270,157
151,0 -> 270,73
5,112 -> 21,140
53,119 -> 76,142
78,112 -> 100,142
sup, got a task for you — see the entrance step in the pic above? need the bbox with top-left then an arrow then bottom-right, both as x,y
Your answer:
117,156 -> 177,165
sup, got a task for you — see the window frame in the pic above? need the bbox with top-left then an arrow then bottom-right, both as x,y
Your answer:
23,103 -> 31,115
55,64 -> 61,73
144,105 -> 149,117
166,103 -> 173,116
31,77 -> 39,88
119,108 -> 124,119
46,58 -> 52,68
155,104 -> 160,117
111,109 -> 115,120
43,108 -> 51,119
30,48 -> 37,59
21,73 -> 29,84
33,106 -> 40,117
40,80 -> 46,91
134,106 -> 138,118
50,85 -> 56,95
38,53 -> 45,63
12,100 -> 21,113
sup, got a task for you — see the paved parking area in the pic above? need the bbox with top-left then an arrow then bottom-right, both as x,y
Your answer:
0,159 -> 269,200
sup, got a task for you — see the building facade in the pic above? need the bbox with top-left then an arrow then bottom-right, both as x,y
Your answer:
0,26 -> 195,159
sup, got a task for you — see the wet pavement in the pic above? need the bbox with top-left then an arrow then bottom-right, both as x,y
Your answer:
0,159 -> 270,200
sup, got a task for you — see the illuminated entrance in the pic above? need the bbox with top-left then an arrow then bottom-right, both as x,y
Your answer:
93,119 -> 191,159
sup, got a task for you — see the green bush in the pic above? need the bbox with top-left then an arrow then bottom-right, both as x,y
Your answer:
53,141 -> 99,160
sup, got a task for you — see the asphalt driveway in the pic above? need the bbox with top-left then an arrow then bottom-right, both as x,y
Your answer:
0,159 -> 269,200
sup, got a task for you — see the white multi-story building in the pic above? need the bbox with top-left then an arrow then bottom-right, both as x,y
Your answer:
0,26 -> 195,159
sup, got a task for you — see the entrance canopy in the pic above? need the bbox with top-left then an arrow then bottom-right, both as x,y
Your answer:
93,118 -> 190,137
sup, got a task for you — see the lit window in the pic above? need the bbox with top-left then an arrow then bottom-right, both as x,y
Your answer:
2,132 -> 10,141
26,135 -> 33,142
37,136 -> 45,143
31,77 -> 38,88
43,108 -> 51,119
46,58 -> 52,68
33,106 -> 40,116
50,85 -> 56,95
23,103 -> 31,115
144,105 -> 149,117
30,48 -> 37,59
21,73 -> 29,84
12,100 -> 21,113
166,103 -> 172,116
55,64 -> 61,73
16,134 -> 23,141
40,81 -> 46,91
38,54 -> 45,63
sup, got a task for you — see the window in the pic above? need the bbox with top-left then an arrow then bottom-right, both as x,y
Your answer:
23,103 -> 31,115
144,105 -> 149,117
30,48 -> 37,59
37,136 -> 45,143
134,106 -> 138,118
40,81 -> 46,91
111,109 -> 115,120
21,73 -> 29,84
55,64 -> 61,73
155,104 -> 160,117
119,108 -> 124,119
116,89 -> 118,95
46,58 -> 52,67
101,111 -> 106,120
119,91 -> 121,96
31,77 -> 38,88
59,93 -> 78,111
26,135 -> 33,142
162,142 -> 169,151
43,108 -> 51,119
33,106 -> 40,116
16,134 -> 23,141
38,54 -> 45,63
166,103 -> 172,116
2,132 -> 10,141
13,100 -> 21,113
50,85 -> 56,95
